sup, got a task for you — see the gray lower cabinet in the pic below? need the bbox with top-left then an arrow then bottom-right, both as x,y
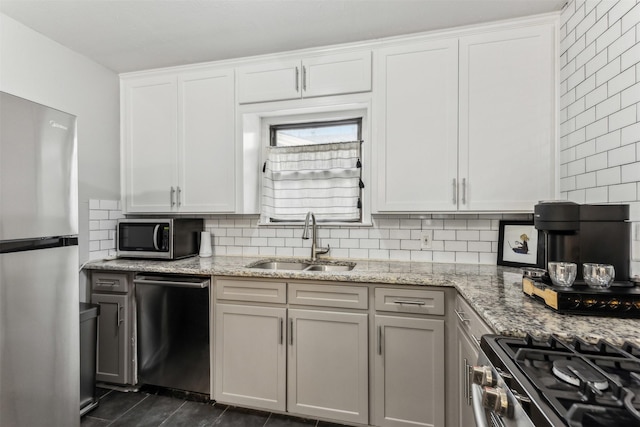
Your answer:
454,294 -> 493,427
373,288 -> 446,427
91,271 -> 136,385
214,278 -> 368,425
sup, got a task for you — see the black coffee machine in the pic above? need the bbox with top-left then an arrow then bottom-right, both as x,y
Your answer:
534,201 -> 631,282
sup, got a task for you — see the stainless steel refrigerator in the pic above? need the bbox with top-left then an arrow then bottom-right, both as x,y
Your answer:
0,91 -> 80,427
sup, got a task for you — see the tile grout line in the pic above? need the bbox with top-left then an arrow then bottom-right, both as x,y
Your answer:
106,393 -> 150,426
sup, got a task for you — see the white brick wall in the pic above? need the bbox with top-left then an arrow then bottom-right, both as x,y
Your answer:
204,213 -> 531,264
560,0 -> 640,275
88,199 -> 123,260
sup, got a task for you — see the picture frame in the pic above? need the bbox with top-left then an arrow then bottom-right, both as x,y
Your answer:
497,220 -> 544,268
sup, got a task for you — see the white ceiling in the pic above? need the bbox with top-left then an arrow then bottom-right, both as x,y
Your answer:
1,0 -> 566,73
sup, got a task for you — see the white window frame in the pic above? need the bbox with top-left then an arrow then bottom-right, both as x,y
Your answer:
259,109 -> 370,226
236,94 -> 372,226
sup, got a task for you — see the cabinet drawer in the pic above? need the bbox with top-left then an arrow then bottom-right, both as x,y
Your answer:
216,278 -> 286,304
455,295 -> 493,341
288,283 -> 368,309
92,272 -> 131,293
375,288 -> 444,315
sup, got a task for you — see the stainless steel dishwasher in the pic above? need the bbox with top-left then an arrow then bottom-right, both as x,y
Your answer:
134,274 -> 210,394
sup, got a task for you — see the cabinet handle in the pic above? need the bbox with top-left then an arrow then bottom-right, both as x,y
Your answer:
393,299 -> 426,306
289,318 -> 293,346
170,187 -> 176,207
97,280 -> 117,288
116,303 -> 123,327
302,66 -> 307,91
462,178 -> 467,205
279,318 -> 284,345
455,309 -> 470,323
377,325 -> 382,356
464,358 -> 471,405
177,186 -> 182,207
452,178 -> 457,205
472,334 -> 481,346
295,67 -> 299,92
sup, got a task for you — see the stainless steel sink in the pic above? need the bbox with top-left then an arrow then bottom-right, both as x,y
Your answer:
247,260 -> 355,272
304,264 -> 354,272
249,261 -> 310,270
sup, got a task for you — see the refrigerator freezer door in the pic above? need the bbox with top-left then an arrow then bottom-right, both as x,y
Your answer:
0,92 -> 78,241
0,245 -> 80,427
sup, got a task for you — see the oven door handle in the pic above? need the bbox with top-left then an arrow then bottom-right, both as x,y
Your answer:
471,384 -> 490,427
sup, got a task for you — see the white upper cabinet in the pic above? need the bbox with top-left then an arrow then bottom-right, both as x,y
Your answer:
374,21 -> 555,213
374,39 -> 459,212
458,24 -> 555,211
121,67 -> 235,213
238,51 -> 372,104
122,75 -> 178,213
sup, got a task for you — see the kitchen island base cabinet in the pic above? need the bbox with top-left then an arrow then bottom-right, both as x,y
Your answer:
287,309 -> 368,425
374,315 -> 445,427
214,304 -> 286,411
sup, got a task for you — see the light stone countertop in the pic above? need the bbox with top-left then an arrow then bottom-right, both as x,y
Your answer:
85,255 -> 640,346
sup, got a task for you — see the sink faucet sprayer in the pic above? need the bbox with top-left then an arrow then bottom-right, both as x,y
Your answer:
302,211 -> 330,261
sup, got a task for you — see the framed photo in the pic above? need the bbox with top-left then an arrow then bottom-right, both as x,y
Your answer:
497,220 -> 543,268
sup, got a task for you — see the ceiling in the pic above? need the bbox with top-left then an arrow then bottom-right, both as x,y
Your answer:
1,0 -> 566,73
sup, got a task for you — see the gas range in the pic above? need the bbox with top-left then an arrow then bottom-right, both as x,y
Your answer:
474,334 -> 640,427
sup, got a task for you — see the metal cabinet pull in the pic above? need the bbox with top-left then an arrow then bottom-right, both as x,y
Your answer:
97,280 -> 117,287
279,318 -> 284,345
295,67 -> 299,92
455,309 -> 470,323
170,187 -> 176,207
116,303 -> 123,327
464,358 -> 472,405
452,178 -> 457,205
289,318 -> 293,346
302,66 -> 307,91
377,326 -> 382,355
177,186 -> 182,207
393,299 -> 426,306
462,178 -> 467,205
472,334 -> 481,346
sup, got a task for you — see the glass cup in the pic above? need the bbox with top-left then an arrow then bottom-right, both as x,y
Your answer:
547,262 -> 577,287
583,263 -> 615,289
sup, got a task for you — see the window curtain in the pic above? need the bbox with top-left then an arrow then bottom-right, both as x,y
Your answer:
262,141 -> 363,222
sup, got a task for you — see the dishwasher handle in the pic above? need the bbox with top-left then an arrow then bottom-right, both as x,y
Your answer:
134,276 -> 210,289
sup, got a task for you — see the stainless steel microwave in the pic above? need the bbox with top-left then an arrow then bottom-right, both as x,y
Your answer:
116,218 -> 203,259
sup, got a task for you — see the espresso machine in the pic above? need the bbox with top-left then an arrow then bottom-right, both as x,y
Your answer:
533,201 -> 631,281
523,201 -> 639,316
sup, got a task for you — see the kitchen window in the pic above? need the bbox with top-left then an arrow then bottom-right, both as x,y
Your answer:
262,118 -> 364,223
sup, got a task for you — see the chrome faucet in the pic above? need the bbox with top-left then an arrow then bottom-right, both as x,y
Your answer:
302,211 -> 330,261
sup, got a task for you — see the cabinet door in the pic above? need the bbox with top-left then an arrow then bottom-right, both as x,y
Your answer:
237,59 -> 301,104
288,309 -> 368,424
121,75 -> 178,213
374,39 -> 458,212
178,68 -> 235,212
214,304 -> 286,411
457,325 -> 479,427
374,315 -> 445,427
302,51 -> 372,98
459,24 -> 554,211
92,293 -> 130,385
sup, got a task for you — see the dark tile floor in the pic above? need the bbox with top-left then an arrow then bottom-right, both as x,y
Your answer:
81,387 -> 349,427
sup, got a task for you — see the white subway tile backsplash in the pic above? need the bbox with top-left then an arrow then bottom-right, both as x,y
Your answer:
597,166 -> 622,185
609,143 -> 637,166
609,104 -> 637,130
608,66 -> 636,95
609,182 -> 638,201
596,93 -> 621,118
596,129 -> 622,151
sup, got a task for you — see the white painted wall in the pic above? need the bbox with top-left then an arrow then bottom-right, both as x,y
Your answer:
0,13 -> 120,300
559,0 -> 640,275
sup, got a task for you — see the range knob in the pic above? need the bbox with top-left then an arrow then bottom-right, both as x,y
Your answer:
471,365 -> 495,387
482,386 -> 509,417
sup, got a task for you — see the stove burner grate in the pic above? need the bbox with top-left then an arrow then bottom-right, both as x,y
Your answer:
552,359 -> 609,391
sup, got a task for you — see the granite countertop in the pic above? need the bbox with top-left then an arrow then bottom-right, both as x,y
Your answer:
85,255 -> 640,346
